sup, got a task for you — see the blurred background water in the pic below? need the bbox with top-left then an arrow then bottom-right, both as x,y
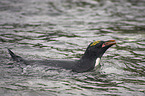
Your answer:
0,0 -> 145,96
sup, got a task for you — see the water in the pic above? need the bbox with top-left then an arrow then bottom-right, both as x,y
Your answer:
0,0 -> 145,96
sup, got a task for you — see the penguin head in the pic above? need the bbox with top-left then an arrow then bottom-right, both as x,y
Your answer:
84,40 -> 116,59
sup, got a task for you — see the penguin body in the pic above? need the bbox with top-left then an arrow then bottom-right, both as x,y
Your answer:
8,40 -> 116,72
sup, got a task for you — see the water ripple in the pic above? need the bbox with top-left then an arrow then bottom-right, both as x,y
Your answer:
0,0 -> 145,96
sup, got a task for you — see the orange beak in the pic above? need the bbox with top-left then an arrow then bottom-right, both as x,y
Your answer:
102,40 -> 116,47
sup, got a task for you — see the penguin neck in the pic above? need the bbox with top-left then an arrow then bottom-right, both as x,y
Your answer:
80,52 -> 100,65
80,56 -> 101,66
74,53 -> 101,72
79,50 -> 102,66
80,54 -> 96,62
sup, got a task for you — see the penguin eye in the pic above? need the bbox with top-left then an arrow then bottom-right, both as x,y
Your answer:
90,40 -> 101,46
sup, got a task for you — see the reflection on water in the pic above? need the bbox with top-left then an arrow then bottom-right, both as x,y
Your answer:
0,0 -> 145,96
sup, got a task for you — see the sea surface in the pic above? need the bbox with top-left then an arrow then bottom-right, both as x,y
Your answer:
0,0 -> 145,96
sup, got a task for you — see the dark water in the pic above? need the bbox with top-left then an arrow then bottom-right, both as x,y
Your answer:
0,0 -> 145,96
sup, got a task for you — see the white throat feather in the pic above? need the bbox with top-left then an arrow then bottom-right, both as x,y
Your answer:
95,58 -> 100,67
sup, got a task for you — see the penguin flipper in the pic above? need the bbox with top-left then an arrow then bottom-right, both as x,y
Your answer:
8,48 -> 24,62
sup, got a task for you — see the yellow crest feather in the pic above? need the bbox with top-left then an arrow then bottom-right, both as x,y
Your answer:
90,40 -> 101,46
